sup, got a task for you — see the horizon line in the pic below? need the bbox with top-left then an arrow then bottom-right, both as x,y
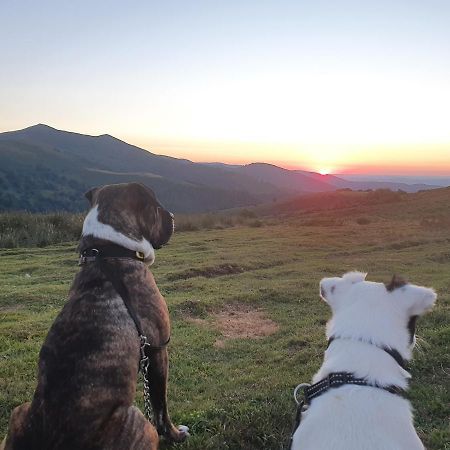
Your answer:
2,122 -> 450,178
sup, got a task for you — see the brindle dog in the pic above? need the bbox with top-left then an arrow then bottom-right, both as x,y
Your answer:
2,183 -> 188,450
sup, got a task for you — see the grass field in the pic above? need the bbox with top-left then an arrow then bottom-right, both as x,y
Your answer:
1,189 -> 449,449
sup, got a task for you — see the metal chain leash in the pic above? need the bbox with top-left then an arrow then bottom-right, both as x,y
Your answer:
90,253 -> 170,423
140,335 -> 153,420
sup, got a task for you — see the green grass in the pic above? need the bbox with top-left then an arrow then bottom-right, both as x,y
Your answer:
1,193 -> 449,449
0,212 -> 84,248
0,209 -> 263,248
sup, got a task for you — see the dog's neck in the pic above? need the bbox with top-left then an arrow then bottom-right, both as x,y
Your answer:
313,337 -> 411,390
81,205 -> 155,264
328,336 -> 408,370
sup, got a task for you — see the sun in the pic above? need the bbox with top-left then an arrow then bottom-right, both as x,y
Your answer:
318,168 -> 332,175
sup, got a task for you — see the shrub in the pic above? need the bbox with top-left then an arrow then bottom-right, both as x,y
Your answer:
365,189 -> 406,204
249,219 -> 263,228
0,212 -> 83,248
356,217 -> 371,225
238,209 -> 256,219
0,207 -> 266,248
301,217 -> 344,227
420,216 -> 450,229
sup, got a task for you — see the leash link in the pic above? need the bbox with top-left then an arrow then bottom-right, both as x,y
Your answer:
293,383 -> 311,405
81,250 -> 171,423
289,383 -> 310,450
139,335 -> 153,420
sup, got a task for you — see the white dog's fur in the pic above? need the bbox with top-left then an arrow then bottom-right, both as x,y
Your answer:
291,271 -> 436,450
82,205 -> 155,264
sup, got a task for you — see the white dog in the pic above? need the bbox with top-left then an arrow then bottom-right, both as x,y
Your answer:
290,271 -> 436,450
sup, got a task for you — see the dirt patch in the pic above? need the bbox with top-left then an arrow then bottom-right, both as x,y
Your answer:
167,263 -> 245,281
184,303 -> 279,347
386,240 -> 424,250
167,260 -> 289,282
213,304 -> 279,347
0,304 -> 24,313
430,252 -> 450,263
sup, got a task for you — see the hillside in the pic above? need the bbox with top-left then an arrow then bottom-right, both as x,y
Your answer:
259,186 -> 450,222
3,187 -> 450,249
0,124 -> 441,213
0,127 -> 280,213
0,188 -> 448,449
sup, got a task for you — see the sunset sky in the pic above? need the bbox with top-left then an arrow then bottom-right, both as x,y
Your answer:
1,0 -> 449,174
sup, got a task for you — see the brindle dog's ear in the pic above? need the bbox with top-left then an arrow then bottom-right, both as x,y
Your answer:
84,187 -> 100,206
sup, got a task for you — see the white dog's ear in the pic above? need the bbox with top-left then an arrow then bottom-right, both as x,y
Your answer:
342,271 -> 367,284
386,275 -> 437,316
320,277 -> 341,308
403,285 -> 437,316
320,272 -> 367,309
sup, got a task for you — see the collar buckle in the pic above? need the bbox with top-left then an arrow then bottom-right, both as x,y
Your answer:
78,248 -> 100,266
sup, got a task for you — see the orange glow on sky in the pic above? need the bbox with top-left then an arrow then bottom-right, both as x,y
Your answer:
1,1 -> 450,176
138,138 -> 450,175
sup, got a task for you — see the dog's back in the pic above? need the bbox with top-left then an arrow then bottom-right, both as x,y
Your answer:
5,264 -> 139,449
4,262 -> 149,450
292,386 -> 424,450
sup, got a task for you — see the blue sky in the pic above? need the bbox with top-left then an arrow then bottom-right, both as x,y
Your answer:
1,0 -> 450,173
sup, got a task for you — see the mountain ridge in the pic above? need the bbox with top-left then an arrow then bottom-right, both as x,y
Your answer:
0,124 -> 442,213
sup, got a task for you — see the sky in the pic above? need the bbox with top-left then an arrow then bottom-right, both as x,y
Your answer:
1,0 -> 450,175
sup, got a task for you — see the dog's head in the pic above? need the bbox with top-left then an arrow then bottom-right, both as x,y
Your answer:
320,271 -> 436,358
82,183 -> 174,263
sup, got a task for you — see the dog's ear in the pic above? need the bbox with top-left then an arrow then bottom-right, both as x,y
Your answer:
84,187 -> 100,206
320,277 -> 341,307
385,274 -> 408,292
126,183 -> 173,249
397,284 -> 437,316
385,275 -> 436,315
320,272 -> 367,309
342,271 -> 367,284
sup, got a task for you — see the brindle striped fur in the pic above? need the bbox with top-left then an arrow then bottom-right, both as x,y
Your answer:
2,183 -> 185,449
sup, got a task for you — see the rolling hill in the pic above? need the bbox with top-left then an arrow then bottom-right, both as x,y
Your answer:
1,186 -> 449,449
0,124 -> 441,213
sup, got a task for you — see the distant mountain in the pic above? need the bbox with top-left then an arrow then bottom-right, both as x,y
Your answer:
0,125 -> 284,212
337,174 -> 450,187
216,163 -> 438,193
225,163 -> 335,192
0,124 -> 441,213
296,171 -> 437,193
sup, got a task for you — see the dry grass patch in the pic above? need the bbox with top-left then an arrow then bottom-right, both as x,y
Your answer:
213,303 -> 279,347
184,302 -> 280,347
167,263 -> 245,281
0,305 -> 24,313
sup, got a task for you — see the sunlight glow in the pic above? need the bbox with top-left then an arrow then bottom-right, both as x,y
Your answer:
130,69 -> 450,174
2,1 -> 450,175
